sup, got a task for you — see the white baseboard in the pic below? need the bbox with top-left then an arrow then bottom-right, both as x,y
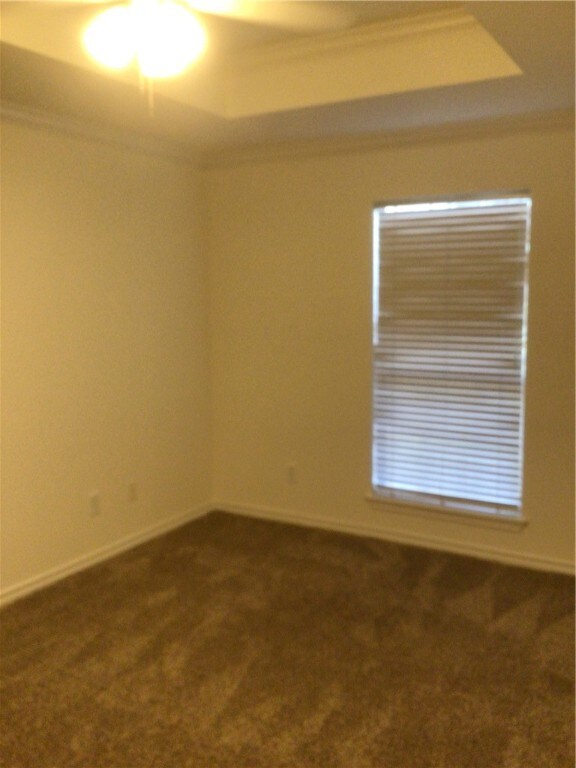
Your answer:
0,503 -> 211,607
2,500 -> 572,608
214,501 -> 576,576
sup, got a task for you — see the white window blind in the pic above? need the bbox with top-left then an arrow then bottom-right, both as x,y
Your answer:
372,195 -> 531,517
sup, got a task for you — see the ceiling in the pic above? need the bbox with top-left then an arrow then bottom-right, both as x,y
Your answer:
1,1 -> 574,160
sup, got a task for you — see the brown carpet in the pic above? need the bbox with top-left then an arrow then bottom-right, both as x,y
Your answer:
1,511 -> 574,767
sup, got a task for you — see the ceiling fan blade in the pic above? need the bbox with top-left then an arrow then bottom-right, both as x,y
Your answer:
186,0 -> 354,31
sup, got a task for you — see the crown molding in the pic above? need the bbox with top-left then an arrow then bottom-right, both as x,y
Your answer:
0,100 -> 201,165
199,109 -> 575,169
3,101 -> 572,170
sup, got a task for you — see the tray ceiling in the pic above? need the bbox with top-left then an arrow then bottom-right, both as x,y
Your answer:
0,1 -> 574,156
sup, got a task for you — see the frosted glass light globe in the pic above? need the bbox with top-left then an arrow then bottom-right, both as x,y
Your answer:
83,5 -> 135,71
134,0 -> 207,79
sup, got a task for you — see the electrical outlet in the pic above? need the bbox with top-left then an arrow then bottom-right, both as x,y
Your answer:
287,465 -> 297,484
89,492 -> 101,517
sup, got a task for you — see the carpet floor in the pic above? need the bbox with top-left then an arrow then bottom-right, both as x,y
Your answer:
1,511 -> 574,767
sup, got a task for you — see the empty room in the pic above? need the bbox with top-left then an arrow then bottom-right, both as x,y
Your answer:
1,1 -> 574,766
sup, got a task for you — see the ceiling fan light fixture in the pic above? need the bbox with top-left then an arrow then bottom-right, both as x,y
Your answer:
135,0 -> 207,79
83,5 -> 136,71
83,0 -> 207,79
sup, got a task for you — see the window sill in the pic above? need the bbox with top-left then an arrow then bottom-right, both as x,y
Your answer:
366,493 -> 528,532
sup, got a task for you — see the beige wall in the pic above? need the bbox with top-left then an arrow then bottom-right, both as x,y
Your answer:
2,117 -> 574,601
203,122 -> 575,572
1,119 -> 211,596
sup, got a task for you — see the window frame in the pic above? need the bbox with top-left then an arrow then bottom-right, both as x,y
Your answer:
370,190 -> 532,523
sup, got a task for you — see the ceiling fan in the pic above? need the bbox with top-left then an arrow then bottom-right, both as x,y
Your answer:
2,0 -> 354,80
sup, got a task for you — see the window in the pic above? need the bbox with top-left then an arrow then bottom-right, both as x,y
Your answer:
372,194 -> 531,518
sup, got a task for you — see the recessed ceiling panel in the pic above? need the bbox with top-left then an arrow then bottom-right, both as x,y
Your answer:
219,10 -> 522,118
